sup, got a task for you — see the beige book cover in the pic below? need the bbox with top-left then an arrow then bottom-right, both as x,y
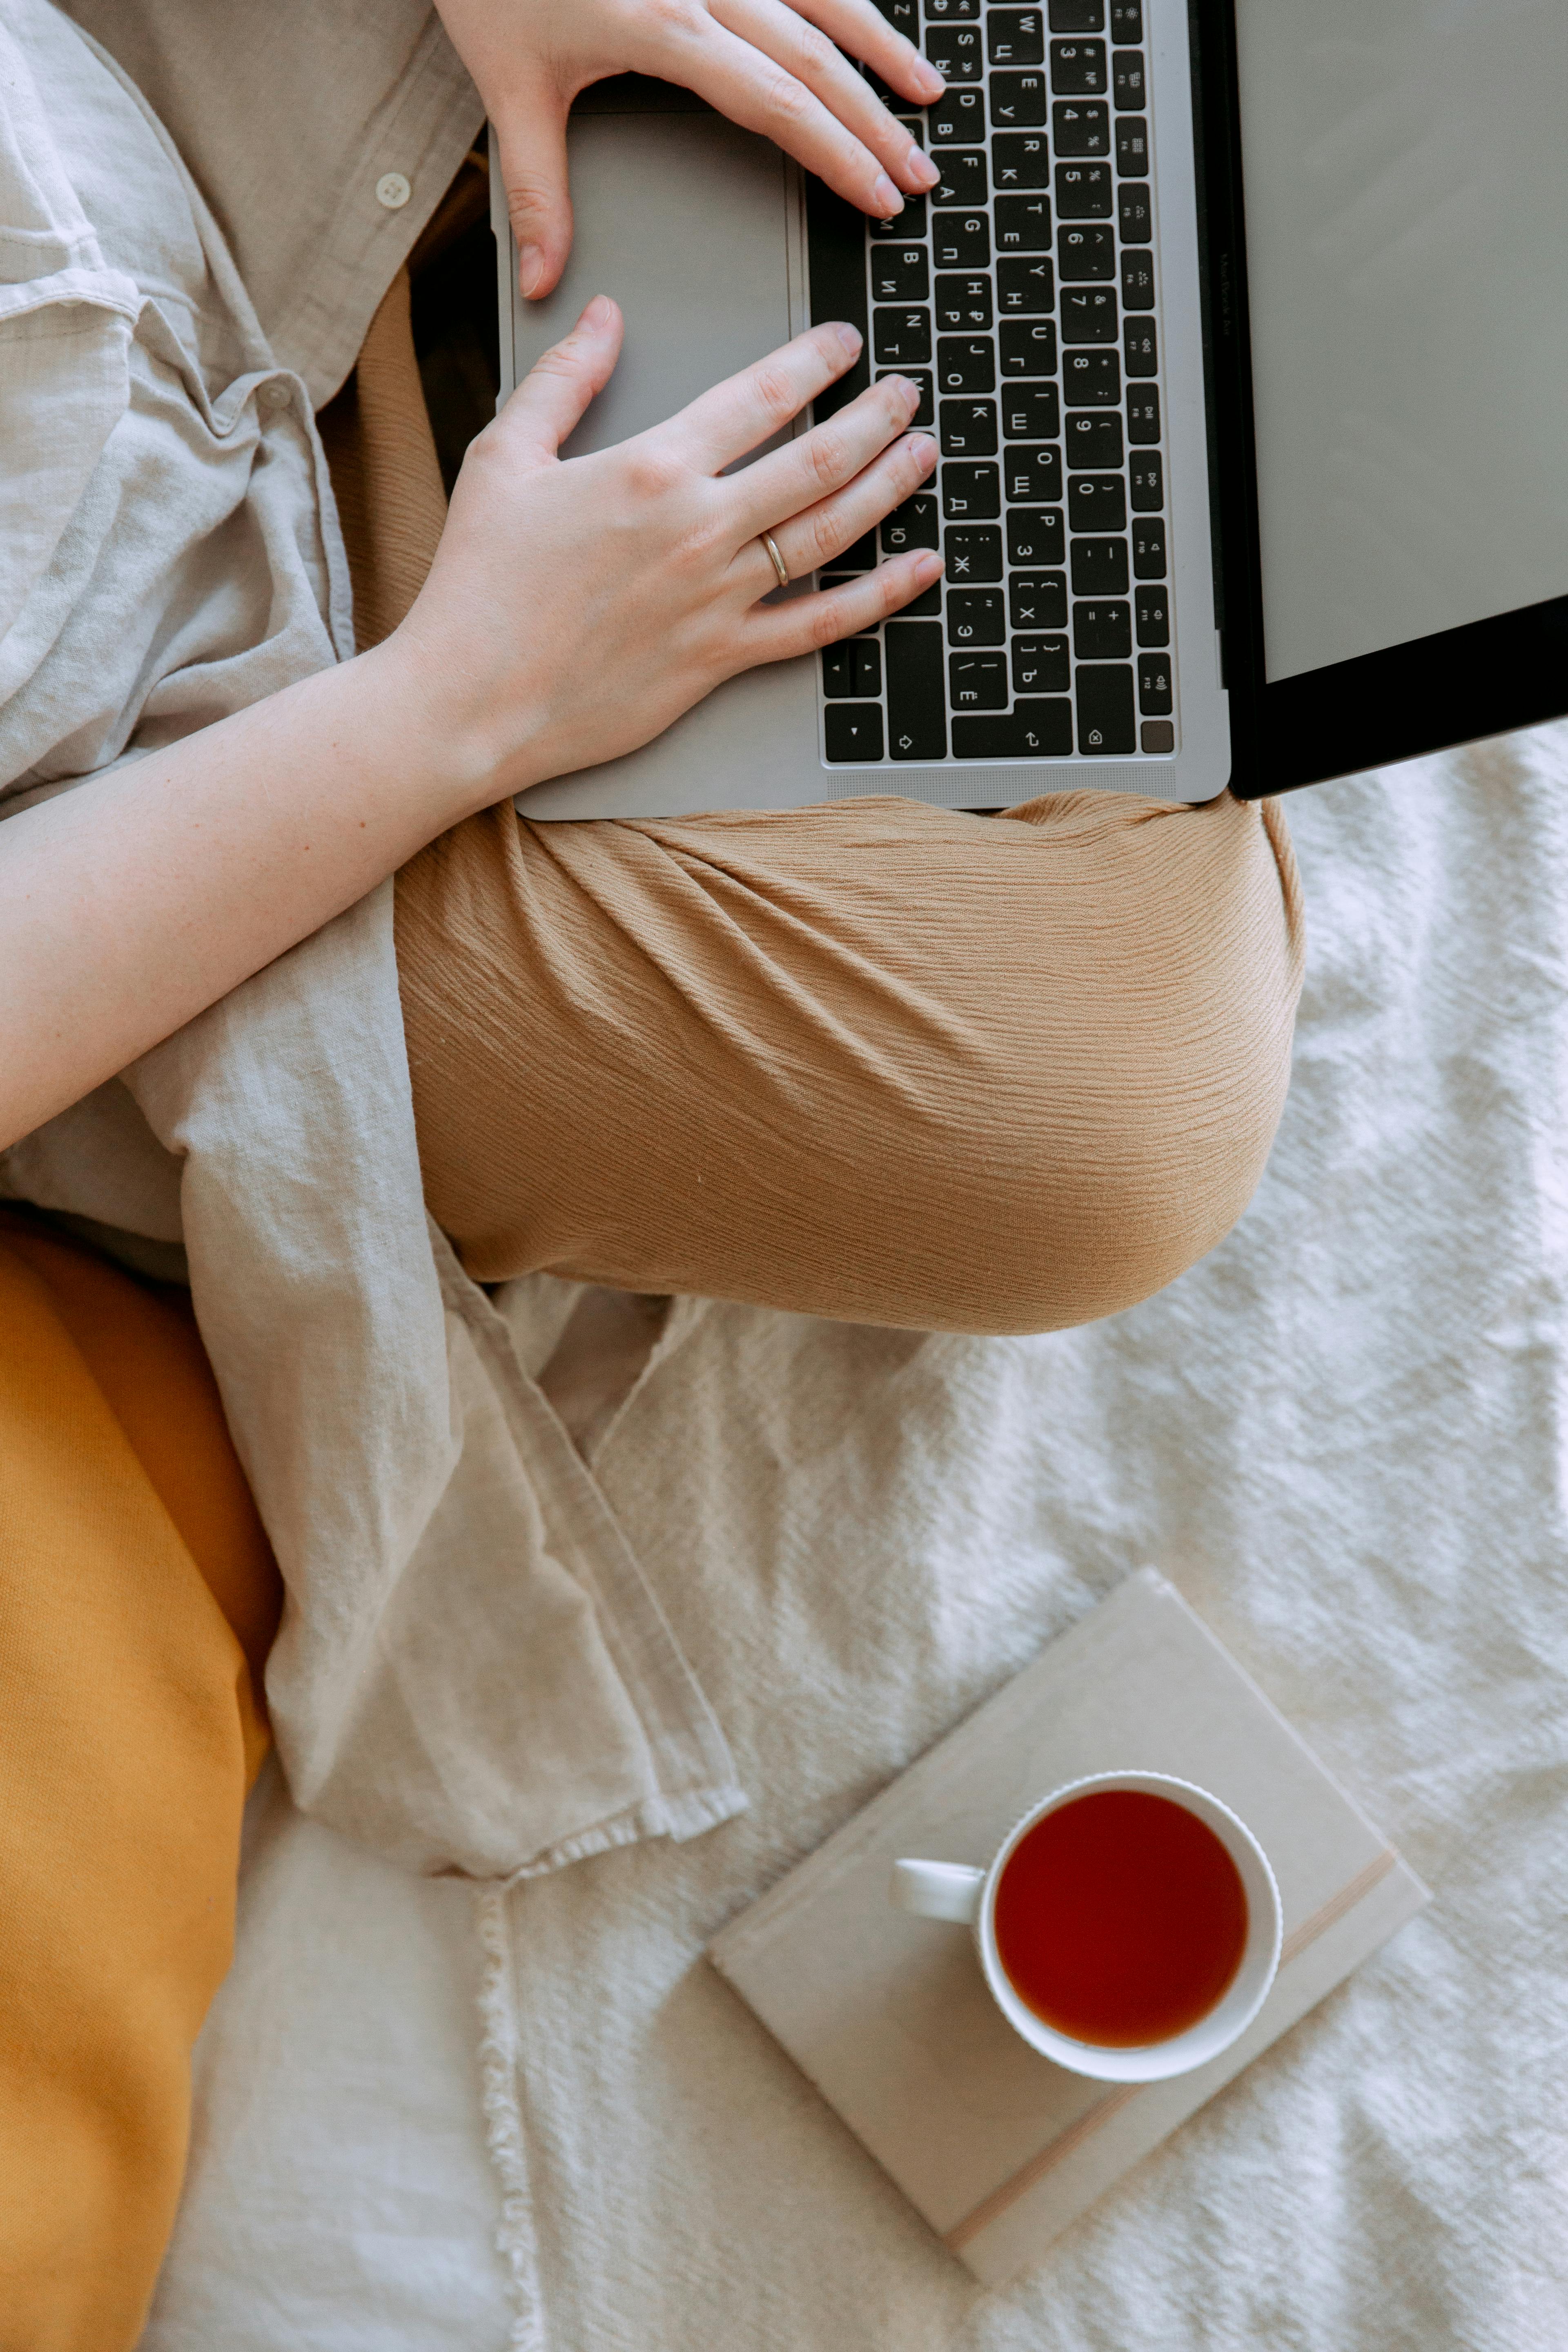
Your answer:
709,1569 -> 1429,2287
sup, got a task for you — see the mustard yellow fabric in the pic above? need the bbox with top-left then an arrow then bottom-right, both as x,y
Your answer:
0,1214 -> 280,2352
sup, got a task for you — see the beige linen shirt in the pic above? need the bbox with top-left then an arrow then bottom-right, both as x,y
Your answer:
0,0 -> 745,1874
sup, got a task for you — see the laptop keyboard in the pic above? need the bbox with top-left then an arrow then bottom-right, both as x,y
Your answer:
807,0 -> 1175,767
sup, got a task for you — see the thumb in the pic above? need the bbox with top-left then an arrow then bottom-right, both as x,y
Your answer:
496,88 -> 573,300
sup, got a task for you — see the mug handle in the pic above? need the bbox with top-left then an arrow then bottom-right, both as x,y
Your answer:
889,1858 -> 985,1924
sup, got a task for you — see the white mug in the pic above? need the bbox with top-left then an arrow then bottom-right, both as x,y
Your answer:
889,1771 -> 1283,2083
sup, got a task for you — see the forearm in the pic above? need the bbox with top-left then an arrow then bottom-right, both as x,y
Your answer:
0,644 -> 481,1153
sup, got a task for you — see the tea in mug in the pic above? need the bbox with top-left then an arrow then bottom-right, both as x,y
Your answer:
992,1788 -> 1249,2047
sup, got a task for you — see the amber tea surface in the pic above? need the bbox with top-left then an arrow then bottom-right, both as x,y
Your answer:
992,1789 -> 1249,2047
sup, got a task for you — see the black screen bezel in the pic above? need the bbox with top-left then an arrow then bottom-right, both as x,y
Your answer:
1192,0 -> 1568,800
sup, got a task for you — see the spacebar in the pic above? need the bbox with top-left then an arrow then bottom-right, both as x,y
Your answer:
885,621 -> 947,760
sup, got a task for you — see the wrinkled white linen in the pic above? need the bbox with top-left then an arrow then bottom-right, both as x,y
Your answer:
146,735 -> 1567,2348
0,0 -> 745,1875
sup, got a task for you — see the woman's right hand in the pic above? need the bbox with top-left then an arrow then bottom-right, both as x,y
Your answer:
388,296 -> 941,806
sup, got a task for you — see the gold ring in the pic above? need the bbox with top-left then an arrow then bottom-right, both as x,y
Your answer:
759,530 -> 789,590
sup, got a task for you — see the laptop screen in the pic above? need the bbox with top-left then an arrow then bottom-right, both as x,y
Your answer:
1234,0 -> 1568,685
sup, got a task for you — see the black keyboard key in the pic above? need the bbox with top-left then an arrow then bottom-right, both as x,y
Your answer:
995,194 -> 1053,251
1063,347 -> 1120,401
1000,319 -> 1058,375
871,195 -> 927,237
940,398 -> 998,454
900,578 -> 944,617
805,180 -> 870,422
929,85 -> 986,143
935,274 -> 993,331
1055,159 -> 1112,217
925,0 -> 980,16
871,245 -> 930,303
880,492 -> 940,554
998,256 -> 1056,314
1071,539 -> 1129,595
949,651 -> 1009,709
876,368 -> 934,425
1110,1 -> 1143,37
942,461 -> 1000,519
1115,116 -> 1149,174
1068,473 -> 1126,530
1131,518 -> 1167,577
834,529 -> 879,570
1121,252 -> 1156,310
1072,598 -> 1131,656
1049,0 -> 1104,26
1012,634 -> 1070,693
1124,317 -> 1158,374
853,638 -> 883,696
825,703 -> 885,761
1052,100 -> 1109,156
1004,443 -> 1062,503
992,132 -> 1050,190
1135,584 -> 1169,644
946,588 -> 1006,645
944,524 -> 1004,581
885,621 -> 948,759
1007,507 -> 1065,566
1140,717 -> 1174,753
953,699 -> 1073,757
1058,223 -> 1116,281
1051,39 -> 1107,93
989,71 -> 1048,125
1129,451 -> 1163,510
822,644 -> 855,697
989,9 -> 1045,66
925,24 -> 983,81
1009,571 -> 1068,628
1065,410 -> 1123,466
1137,651 -> 1172,714
1076,664 -> 1135,752
936,336 -> 995,392
1062,287 -> 1118,341
933,212 -> 990,268
1118,183 -> 1153,241
1111,50 -> 1146,109
1125,385 -> 1159,441
873,307 -> 933,365
933,149 -> 988,205
870,0 -> 920,29
1002,382 -> 1060,439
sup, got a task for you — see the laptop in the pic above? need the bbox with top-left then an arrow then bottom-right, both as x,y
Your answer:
490,0 -> 1568,819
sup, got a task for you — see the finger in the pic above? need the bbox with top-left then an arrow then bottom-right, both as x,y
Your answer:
710,0 -> 939,192
747,549 -> 945,659
494,86 -> 574,299
788,0 -> 946,112
497,296 -> 624,461
727,373 -> 926,535
760,428 -> 938,582
658,321 -> 864,474
681,17 -> 923,218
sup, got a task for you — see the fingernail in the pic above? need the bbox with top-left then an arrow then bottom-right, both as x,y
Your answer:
519,244 -> 545,297
916,61 -> 946,99
911,151 -> 940,189
873,174 -> 902,216
914,549 -> 943,583
582,294 -> 612,327
835,321 -> 863,356
908,433 -> 938,468
892,376 -> 920,415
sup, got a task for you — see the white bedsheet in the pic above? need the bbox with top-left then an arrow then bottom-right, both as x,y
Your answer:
144,736 -> 1568,2351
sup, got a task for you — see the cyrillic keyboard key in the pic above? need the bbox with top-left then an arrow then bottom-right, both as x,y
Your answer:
947,589 -> 1007,644
944,525 -> 1004,581
901,578 -> 944,617
989,70 -> 1048,125
1063,347 -> 1120,401
1135,584 -> 1169,644
1009,570 -> 1068,628
953,699 -> 1073,757
989,9 -> 1046,67
949,651 -> 1009,710
1137,652 -> 1172,714
942,461 -> 1001,519
1051,39 -> 1106,93
1132,518 -> 1167,576
995,194 -> 1053,250
1004,444 -> 1062,503
825,703 -> 885,761
805,181 -> 869,422
1068,473 -> 1126,531
1065,410 -> 1124,466
1110,0 -> 1143,37
1129,451 -> 1163,510
873,307 -> 932,365
1123,317 -> 1158,374
1055,159 -> 1113,217
1058,223 -> 1116,280
926,0 -> 980,17
1076,664 -> 1136,751
871,245 -> 930,303
992,132 -> 1050,190
880,492 -> 940,554
925,24 -> 983,81
870,196 -> 926,237
998,256 -> 1056,313
1062,287 -> 1118,341
1115,116 -> 1149,174
940,398 -> 998,454
1052,100 -> 1110,156
1048,0 -> 1104,27
1000,320 -> 1058,375
1126,385 -> 1160,441
937,336 -> 996,391
1118,182 -> 1153,241
1121,252 -> 1156,310
933,212 -> 991,269
1012,634 -> 1071,693
935,273 -> 993,330
885,621 -> 948,760
1002,383 -> 1060,439
933,150 -> 988,205
1072,599 -> 1131,657
1111,50 -> 1147,109
1071,537 -> 1129,594
1007,508 -> 1065,566
876,368 -> 933,425
929,85 -> 986,142
834,529 -> 878,570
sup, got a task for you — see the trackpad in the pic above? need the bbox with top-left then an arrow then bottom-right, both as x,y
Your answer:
511,110 -> 796,453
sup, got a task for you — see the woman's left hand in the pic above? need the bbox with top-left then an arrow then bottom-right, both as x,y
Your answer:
434,0 -> 943,298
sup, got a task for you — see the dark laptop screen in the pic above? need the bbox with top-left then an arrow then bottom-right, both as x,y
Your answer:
1234,0 -> 1568,685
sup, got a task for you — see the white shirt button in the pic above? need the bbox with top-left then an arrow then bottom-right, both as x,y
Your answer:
375,172 -> 411,211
